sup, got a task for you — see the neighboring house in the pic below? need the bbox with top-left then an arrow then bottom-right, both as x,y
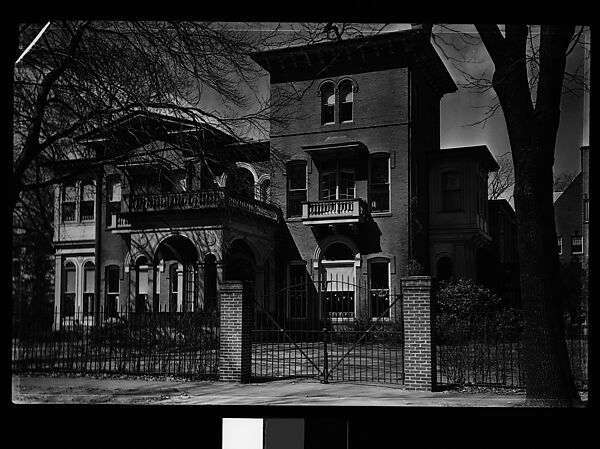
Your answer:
477,199 -> 520,307
554,145 -> 590,318
49,27 -> 510,326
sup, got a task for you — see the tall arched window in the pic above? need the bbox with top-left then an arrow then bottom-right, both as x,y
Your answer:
80,181 -> 95,220
63,262 -> 76,317
339,81 -> 354,122
169,263 -> 179,312
83,261 -> 95,317
105,265 -> 120,317
321,242 -> 356,318
136,257 -> 148,313
369,259 -> 390,318
321,82 -> 335,125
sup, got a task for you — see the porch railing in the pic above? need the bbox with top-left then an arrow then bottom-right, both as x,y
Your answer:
301,198 -> 366,224
125,189 -> 280,222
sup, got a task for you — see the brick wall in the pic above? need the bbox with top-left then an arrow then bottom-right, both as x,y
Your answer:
401,276 -> 435,391
219,281 -> 254,382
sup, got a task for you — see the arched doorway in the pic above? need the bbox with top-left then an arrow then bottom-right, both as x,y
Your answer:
154,235 -> 199,312
320,242 -> 357,318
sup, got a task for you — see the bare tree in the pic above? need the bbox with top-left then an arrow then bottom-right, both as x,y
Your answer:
553,169 -> 577,192
472,24 -> 583,406
488,152 -> 514,201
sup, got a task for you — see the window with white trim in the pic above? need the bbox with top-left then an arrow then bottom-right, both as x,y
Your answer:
339,81 -> 353,122
63,262 -> 76,317
83,261 -> 95,317
80,182 -> 95,220
557,236 -> 563,255
321,82 -> 335,125
287,162 -> 307,218
136,257 -> 149,313
105,265 -> 119,317
571,235 -> 583,254
107,175 -> 122,227
369,260 -> 390,318
62,183 -> 77,222
370,154 -> 390,212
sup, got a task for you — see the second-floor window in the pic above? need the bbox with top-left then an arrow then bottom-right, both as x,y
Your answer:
321,82 -> 335,125
62,183 -> 77,222
339,81 -> 354,122
441,171 -> 462,211
584,198 -> 589,223
80,182 -> 95,220
370,154 -> 390,212
571,235 -> 583,254
287,162 -> 307,218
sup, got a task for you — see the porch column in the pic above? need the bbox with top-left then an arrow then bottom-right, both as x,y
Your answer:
218,281 -> 254,383
401,276 -> 436,391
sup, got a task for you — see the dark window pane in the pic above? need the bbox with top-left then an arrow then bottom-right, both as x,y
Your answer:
107,267 -> 119,293
370,186 -> 389,212
287,191 -> 306,218
340,102 -> 352,122
288,163 -> 306,190
371,156 -> 389,184
321,83 -> 335,124
62,202 -> 76,222
80,201 -> 94,220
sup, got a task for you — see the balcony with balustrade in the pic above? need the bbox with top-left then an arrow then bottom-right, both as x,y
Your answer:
112,188 -> 281,231
301,198 -> 367,226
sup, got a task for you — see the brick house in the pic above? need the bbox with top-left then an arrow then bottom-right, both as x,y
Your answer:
49,27 -> 506,326
554,145 -> 590,318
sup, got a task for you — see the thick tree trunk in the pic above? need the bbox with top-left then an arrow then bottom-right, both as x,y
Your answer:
476,24 -> 580,406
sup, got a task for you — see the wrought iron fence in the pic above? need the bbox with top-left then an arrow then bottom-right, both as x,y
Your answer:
12,308 -> 219,379
252,277 -> 404,384
435,309 -> 588,390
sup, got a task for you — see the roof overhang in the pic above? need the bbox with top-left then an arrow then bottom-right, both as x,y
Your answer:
302,141 -> 368,160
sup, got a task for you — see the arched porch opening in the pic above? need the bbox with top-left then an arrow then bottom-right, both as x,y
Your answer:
153,235 -> 199,312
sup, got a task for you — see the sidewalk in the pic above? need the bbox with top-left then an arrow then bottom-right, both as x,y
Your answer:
12,374 -> 528,406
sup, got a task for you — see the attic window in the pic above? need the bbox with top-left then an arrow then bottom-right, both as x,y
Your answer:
321,82 -> 335,125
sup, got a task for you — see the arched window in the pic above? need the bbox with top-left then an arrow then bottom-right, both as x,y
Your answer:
369,259 -> 390,318
321,242 -> 356,318
260,179 -> 270,202
105,265 -> 120,317
63,262 -> 76,317
339,81 -> 354,122
441,171 -> 462,211
321,82 -> 335,125
136,257 -> 148,313
437,257 -> 453,281
62,182 -> 77,222
169,263 -> 179,312
83,261 -> 95,317
286,161 -> 307,218
80,181 -> 95,220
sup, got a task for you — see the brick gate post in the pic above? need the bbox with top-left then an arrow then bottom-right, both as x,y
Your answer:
218,281 -> 254,383
401,276 -> 436,391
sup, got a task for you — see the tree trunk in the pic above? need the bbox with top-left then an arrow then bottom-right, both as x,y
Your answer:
481,24 -> 581,406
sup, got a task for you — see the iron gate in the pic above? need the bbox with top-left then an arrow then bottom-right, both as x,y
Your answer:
252,277 -> 404,384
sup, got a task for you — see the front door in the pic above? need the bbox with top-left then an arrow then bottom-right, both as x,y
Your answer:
321,262 -> 355,319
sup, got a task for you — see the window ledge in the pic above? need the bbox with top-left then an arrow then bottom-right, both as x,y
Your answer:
286,217 -> 303,222
371,211 -> 392,217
